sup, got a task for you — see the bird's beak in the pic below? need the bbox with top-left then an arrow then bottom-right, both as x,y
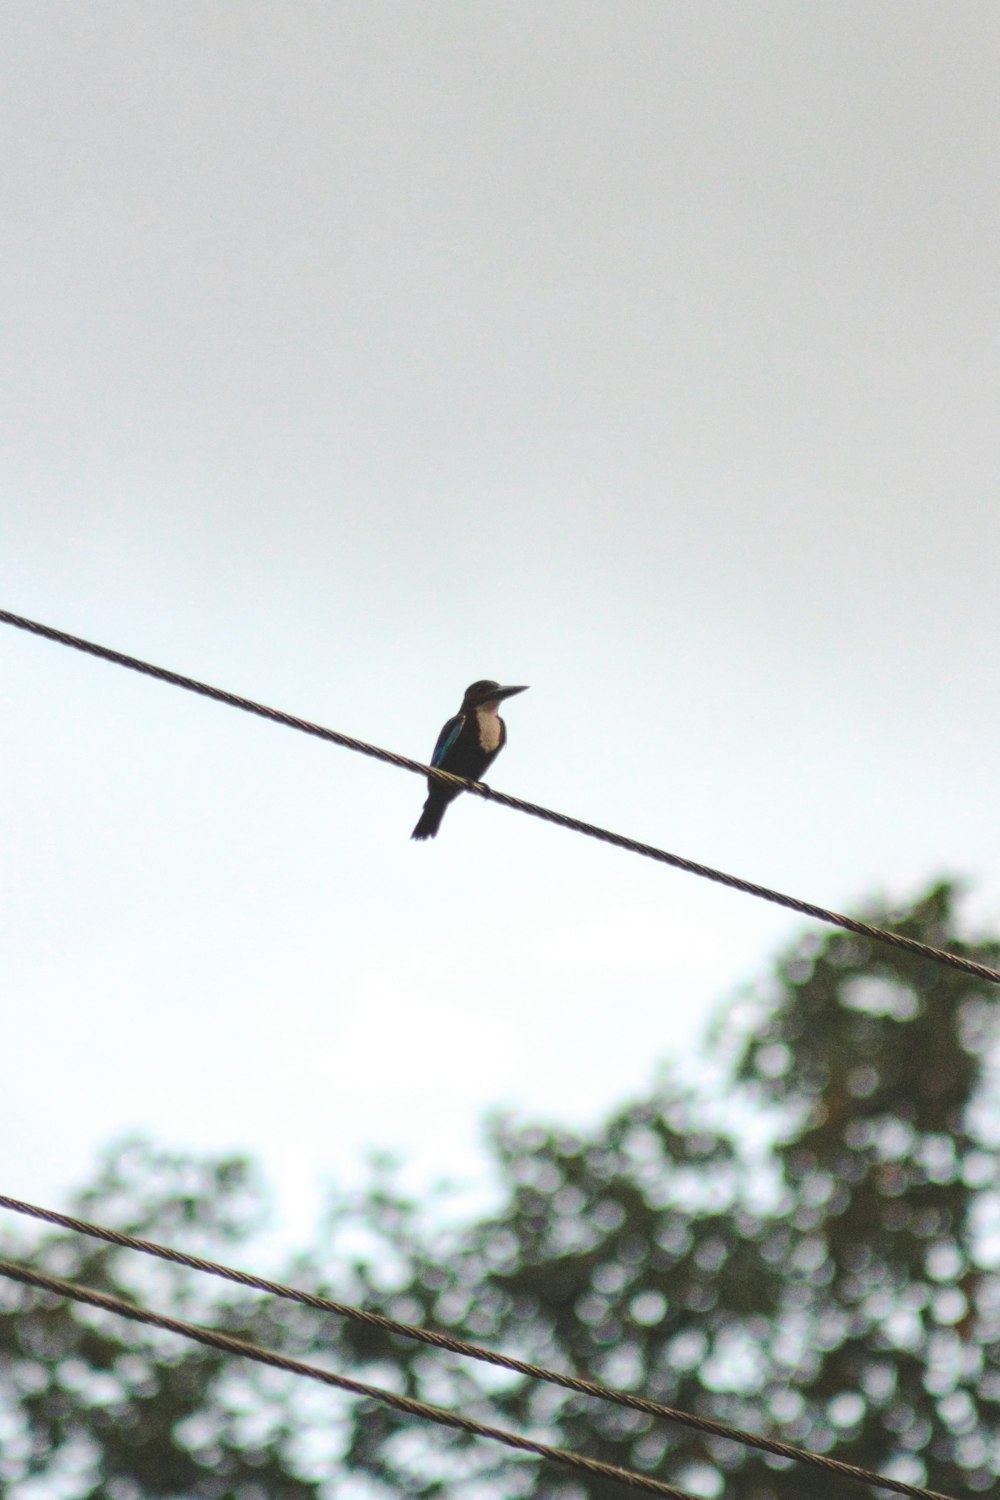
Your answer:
494,684 -> 528,701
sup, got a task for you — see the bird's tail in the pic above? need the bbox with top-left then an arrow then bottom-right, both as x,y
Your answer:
411,792 -> 447,840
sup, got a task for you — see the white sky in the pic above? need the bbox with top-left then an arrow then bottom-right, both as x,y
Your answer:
3,3 -> 1000,1246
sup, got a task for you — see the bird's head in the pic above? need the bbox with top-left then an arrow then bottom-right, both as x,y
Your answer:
462,680 -> 529,710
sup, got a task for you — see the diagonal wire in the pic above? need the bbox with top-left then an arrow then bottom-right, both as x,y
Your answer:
0,1256 -> 707,1500
3,605 -> 999,988
0,1193 -> 962,1500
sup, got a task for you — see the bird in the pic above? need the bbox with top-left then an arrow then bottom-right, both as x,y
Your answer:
411,679 -> 528,840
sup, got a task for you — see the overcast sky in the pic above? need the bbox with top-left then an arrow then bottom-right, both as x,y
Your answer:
3,3 -> 1000,1247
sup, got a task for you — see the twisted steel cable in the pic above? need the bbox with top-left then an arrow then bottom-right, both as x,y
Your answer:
0,1256 -> 710,1500
0,1194 -> 962,1500
2,606 -> 998,986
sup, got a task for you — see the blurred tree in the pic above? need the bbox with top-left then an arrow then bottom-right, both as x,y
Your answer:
2,884 -> 998,1499
0,1140 -> 324,1500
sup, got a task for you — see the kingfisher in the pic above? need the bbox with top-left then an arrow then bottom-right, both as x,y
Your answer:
411,679 -> 528,840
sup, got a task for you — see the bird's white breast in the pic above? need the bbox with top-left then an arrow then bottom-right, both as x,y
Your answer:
476,704 -> 503,753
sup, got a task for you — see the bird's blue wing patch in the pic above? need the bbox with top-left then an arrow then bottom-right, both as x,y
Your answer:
431,714 -> 465,767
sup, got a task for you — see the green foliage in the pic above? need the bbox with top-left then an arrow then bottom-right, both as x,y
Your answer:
3,884 -> 999,1498
0,1141 -> 320,1500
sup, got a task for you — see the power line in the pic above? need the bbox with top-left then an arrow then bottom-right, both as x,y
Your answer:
0,1193 -> 961,1500
3,605 -> 998,988
0,1256 -> 705,1500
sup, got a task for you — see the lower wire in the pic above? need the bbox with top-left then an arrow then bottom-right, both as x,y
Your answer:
0,1256 -> 706,1500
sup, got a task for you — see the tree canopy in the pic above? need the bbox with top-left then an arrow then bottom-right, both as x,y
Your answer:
3,882 -> 999,1499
